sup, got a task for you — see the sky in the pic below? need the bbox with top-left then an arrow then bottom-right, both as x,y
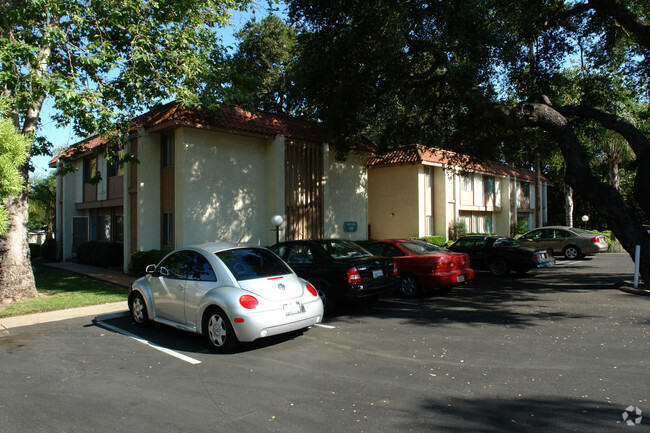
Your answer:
32,3 -> 286,178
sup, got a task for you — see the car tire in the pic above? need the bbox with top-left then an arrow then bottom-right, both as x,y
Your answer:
129,292 -> 149,327
563,245 -> 582,260
400,273 -> 421,297
489,258 -> 510,277
203,307 -> 239,353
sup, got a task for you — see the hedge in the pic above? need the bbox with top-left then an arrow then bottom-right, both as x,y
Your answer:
76,241 -> 123,268
130,249 -> 167,276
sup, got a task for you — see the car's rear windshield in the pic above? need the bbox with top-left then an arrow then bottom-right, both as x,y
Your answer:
317,240 -> 372,259
399,241 -> 445,255
568,228 -> 592,236
216,248 -> 293,281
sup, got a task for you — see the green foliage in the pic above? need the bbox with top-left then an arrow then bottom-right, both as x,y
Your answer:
76,241 -> 123,267
130,249 -> 167,276
510,220 -> 530,237
0,113 -> 30,235
448,222 -> 468,241
28,172 -> 57,233
230,15 -> 306,115
411,236 -> 448,246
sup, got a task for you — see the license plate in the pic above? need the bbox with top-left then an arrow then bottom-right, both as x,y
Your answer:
283,302 -> 301,316
457,275 -> 465,283
372,269 -> 383,278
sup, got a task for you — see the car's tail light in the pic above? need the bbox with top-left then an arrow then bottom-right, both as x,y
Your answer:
392,261 -> 398,276
306,283 -> 318,297
590,236 -> 601,243
239,294 -> 259,309
433,260 -> 455,272
347,267 -> 361,284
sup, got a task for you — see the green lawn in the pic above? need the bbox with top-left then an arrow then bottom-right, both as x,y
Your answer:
0,264 -> 128,318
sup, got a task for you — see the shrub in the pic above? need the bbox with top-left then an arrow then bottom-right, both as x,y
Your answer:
411,236 -> 447,246
76,241 -> 123,267
130,249 -> 167,276
42,238 -> 57,262
29,242 -> 42,258
510,220 -> 530,237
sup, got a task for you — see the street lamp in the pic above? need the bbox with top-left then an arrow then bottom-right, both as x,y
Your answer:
582,215 -> 589,229
271,215 -> 284,244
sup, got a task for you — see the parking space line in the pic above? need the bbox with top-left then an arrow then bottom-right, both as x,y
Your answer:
381,299 -> 419,306
96,320 -> 202,365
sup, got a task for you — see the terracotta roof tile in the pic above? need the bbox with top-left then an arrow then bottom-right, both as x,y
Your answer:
50,102 -> 325,166
368,145 -> 552,184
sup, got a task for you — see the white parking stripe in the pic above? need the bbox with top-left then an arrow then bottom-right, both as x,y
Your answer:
381,299 -> 419,306
97,320 -> 202,365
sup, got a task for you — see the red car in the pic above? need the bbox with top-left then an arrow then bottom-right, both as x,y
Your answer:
365,239 -> 474,297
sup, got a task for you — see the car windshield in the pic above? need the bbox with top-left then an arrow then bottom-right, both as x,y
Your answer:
493,237 -> 527,247
216,248 -> 293,281
399,241 -> 445,255
318,240 -> 372,259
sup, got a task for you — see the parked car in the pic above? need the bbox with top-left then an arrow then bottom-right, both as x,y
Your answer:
269,239 -> 399,312
448,235 -> 555,276
128,243 -> 324,353
518,226 -> 608,259
364,239 -> 474,297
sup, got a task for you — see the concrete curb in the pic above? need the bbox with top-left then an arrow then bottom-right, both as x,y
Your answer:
0,301 -> 129,331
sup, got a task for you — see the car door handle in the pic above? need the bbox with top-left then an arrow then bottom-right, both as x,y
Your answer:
178,285 -> 184,291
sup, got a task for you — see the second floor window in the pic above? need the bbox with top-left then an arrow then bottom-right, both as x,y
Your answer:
83,157 -> 97,183
162,134 -> 174,168
462,174 -> 473,192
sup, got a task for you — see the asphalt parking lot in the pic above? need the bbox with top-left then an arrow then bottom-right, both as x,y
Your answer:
1,253 -> 648,432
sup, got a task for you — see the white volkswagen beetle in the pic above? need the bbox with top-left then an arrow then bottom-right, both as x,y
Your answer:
128,242 -> 324,352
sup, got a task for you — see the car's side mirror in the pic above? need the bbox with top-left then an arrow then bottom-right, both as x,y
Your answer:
145,264 -> 156,274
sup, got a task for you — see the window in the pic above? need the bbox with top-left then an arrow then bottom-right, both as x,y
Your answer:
286,245 -> 315,265
462,174 -> 473,192
484,177 -> 494,195
107,158 -> 124,177
83,157 -> 97,182
187,252 -> 217,282
217,248 -> 293,281
158,252 -> 189,279
520,182 -> 530,198
114,215 -> 124,242
162,212 -> 174,248
161,134 -> 174,168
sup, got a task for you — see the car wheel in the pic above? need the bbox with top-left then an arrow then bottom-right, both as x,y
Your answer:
489,258 -> 510,277
129,292 -> 149,327
400,273 -> 421,297
563,245 -> 581,260
203,308 -> 238,353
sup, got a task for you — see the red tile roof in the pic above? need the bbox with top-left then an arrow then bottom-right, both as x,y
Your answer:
368,145 -> 552,183
50,102 -> 325,166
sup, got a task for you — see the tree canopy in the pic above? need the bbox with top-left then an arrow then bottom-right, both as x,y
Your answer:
286,0 -> 650,281
0,0 -> 251,301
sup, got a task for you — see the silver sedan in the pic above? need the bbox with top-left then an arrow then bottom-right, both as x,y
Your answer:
129,243 -> 324,352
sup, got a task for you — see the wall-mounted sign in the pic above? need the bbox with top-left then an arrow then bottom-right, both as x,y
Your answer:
344,221 -> 358,232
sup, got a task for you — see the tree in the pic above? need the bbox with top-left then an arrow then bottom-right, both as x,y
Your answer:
288,0 -> 650,283
229,14 -> 306,115
28,172 -> 56,238
0,0 -> 250,302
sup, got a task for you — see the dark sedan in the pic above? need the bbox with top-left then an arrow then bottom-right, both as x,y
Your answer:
270,239 -> 399,312
448,235 -> 555,276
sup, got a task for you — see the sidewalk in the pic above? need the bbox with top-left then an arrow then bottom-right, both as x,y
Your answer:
1,261 -> 135,331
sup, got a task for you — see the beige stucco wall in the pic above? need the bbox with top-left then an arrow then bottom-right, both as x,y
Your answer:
324,149 -> 369,240
368,164 -> 420,239
135,132 -> 161,251
174,128 -> 276,247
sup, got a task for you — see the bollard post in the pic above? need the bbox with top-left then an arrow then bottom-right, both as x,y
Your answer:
634,245 -> 640,289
